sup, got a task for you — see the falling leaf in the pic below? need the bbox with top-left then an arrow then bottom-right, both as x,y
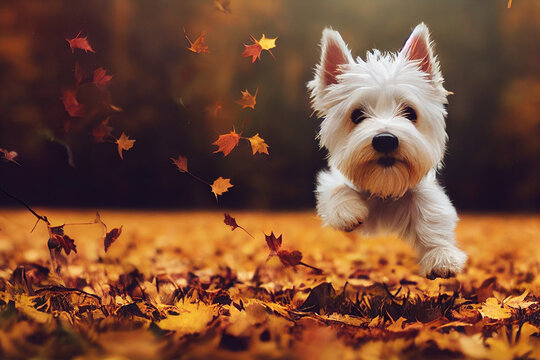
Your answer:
277,249 -> 303,267
241,34 -> 277,63
48,225 -> 77,255
265,232 -> 283,255
0,148 -> 20,165
213,0 -> 231,13
235,89 -> 257,109
116,132 -> 135,160
185,31 -> 209,54
503,290 -> 537,309
74,61 -> 86,86
223,213 -> 254,238
258,34 -> 277,51
171,155 -> 188,173
61,90 -> 85,117
92,117 -> 114,143
104,226 -> 123,253
92,67 -> 113,89
478,298 -> 512,320
66,32 -> 95,53
241,42 -> 263,63
211,177 -> 233,198
213,130 -> 240,156
247,134 -> 269,155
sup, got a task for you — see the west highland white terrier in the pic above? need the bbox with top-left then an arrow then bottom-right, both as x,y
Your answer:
309,23 -> 467,279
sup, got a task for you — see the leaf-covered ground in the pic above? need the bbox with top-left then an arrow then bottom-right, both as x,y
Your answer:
0,210 -> 539,359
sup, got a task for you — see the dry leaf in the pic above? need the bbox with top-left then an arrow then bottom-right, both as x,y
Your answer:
104,226 -> 123,253
478,298 -> 512,320
92,117 -> 114,143
247,134 -> 269,155
211,177 -> 233,198
66,32 -> 95,53
236,89 -> 257,109
241,34 -> 277,63
213,130 -> 240,156
186,31 -> 209,54
171,155 -> 188,173
61,90 -> 85,117
92,67 -> 113,89
116,132 -> 135,160
0,148 -> 20,165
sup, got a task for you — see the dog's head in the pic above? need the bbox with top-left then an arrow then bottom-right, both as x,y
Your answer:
309,23 -> 449,199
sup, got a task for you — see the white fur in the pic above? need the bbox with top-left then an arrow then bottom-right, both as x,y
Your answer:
309,24 -> 467,278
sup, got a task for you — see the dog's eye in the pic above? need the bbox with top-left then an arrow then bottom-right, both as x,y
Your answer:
350,109 -> 367,124
403,106 -> 417,122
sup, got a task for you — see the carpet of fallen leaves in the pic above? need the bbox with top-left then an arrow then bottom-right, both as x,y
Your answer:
0,210 -> 539,360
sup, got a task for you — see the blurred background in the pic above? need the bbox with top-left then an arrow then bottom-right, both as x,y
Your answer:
0,0 -> 538,211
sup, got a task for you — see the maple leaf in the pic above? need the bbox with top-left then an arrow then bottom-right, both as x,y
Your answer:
66,32 -> 95,53
92,117 -> 114,143
242,42 -> 263,63
211,177 -> 233,198
48,225 -> 77,255
213,130 -> 240,156
104,226 -> 123,253
92,67 -> 113,89
185,31 -> 209,54
241,34 -> 277,63
223,213 -> 253,238
116,132 -> 135,160
503,290 -> 537,309
61,90 -> 85,117
171,155 -> 188,173
247,133 -> 269,155
478,297 -> 512,320
0,148 -> 20,165
235,89 -> 257,109
265,232 -> 283,255
277,249 -> 303,267
213,0 -> 231,13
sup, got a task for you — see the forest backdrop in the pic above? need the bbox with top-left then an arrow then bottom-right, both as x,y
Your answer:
0,0 -> 538,210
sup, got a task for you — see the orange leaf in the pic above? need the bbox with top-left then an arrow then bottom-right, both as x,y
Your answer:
247,133 -> 269,155
235,89 -> 257,109
92,117 -> 114,143
61,90 -> 85,117
116,132 -> 135,160
478,298 -> 512,320
211,177 -> 233,198
186,31 -> 209,54
0,148 -> 20,165
66,32 -> 95,53
241,43 -> 262,63
213,130 -> 240,156
171,155 -> 188,173
92,67 -> 112,89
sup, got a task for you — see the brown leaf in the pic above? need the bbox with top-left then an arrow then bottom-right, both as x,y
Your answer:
186,31 -> 209,54
224,213 -> 239,230
235,89 -> 257,109
265,232 -> 282,254
104,226 -> 123,252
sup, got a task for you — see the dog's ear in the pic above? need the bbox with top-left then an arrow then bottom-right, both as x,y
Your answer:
400,23 -> 442,83
315,28 -> 353,87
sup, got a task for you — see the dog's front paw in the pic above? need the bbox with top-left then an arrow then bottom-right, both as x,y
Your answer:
319,185 -> 369,232
420,246 -> 467,279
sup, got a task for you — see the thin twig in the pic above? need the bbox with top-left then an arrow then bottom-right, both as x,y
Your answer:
0,184 -> 49,224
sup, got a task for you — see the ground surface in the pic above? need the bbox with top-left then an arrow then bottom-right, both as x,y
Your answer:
0,210 -> 539,359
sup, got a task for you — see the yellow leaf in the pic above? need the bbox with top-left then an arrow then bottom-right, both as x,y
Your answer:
478,297 -> 512,320
116,132 -> 135,160
258,34 -> 277,51
211,177 -> 233,198
503,290 -> 537,309
247,133 -> 269,155
157,301 -> 216,335
235,89 -> 257,109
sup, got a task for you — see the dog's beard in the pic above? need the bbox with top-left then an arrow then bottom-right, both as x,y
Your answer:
338,146 -> 428,199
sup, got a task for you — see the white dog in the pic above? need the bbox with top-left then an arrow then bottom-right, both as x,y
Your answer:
309,23 -> 467,279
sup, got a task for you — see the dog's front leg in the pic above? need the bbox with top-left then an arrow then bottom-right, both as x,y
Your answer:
407,179 -> 467,279
315,168 -> 369,232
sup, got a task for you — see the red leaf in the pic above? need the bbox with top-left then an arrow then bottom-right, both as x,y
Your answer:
92,67 -> 112,89
277,249 -> 303,267
66,33 -> 95,53
213,130 -> 240,156
224,213 -> 239,230
104,226 -> 122,252
48,225 -> 77,255
61,90 -> 85,117
171,155 -> 188,173
241,43 -> 262,63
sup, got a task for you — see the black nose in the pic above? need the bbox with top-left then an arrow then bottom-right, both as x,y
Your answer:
372,132 -> 399,153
